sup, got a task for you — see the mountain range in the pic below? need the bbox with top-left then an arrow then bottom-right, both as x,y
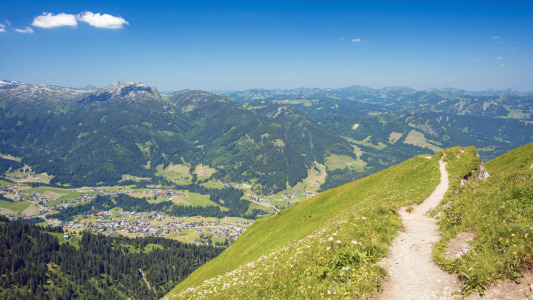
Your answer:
228,85 -> 531,161
1,80 -> 531,194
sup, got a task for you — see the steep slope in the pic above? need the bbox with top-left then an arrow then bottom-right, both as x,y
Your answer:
165,151 -> 445,298
485,142 -> 533,173
247,102 -> 405,191
243,98 -> 487,190
434,143 -> 533,296
166,145 -> 532,299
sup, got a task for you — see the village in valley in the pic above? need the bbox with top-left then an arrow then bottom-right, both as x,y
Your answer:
0,181 -> 254,245
0,159 -> 323,246
57,212 -> 251,246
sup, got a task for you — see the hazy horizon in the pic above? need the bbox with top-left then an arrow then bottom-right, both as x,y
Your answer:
3,79 -> 533,94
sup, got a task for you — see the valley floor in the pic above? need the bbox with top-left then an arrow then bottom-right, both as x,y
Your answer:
377,158 -> 461,299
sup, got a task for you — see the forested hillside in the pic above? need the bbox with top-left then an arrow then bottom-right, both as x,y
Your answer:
0,215 -> 223,299
0,81 -> 357,194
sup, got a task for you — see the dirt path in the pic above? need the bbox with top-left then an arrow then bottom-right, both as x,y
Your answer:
376,159 -> 461,300
139,268 -> 156,294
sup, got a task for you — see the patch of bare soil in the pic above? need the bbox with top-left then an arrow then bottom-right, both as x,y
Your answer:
466,271 -> 533,300
166,163 -> 190,174
376,159 -> 461,299
445,231 -> 475,260
129,192 -> 151,198
42,191 -> 66,198
13,186 -> 31,191
170,197 -> 190,205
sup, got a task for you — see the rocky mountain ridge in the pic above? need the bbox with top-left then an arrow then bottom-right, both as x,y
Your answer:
0,81 -> 354,193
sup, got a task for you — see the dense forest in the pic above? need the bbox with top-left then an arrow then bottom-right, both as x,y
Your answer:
0,157 -> 23,174
0,216 -> 224,299
50,191 -> 261,221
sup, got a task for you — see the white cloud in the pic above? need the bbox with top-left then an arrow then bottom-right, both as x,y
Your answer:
32,12 -> 77,28
498,64 -> 505,67
508,47 -> 519,50
6,20 -> 11,26
352,38 -> 361,42
77,12 -> 129,29
472,58 -> 478,62
496,57 -> 502,60
492,35 -> 501,40
0,24 -> 5,33
15,27 -> 34,33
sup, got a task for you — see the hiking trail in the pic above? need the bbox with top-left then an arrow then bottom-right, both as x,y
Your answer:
376,158 -> 461,299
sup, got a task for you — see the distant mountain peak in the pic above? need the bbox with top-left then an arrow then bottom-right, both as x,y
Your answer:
0,80 -> 22,89
82,81 -> 156,103
106,81 -> 153,94
77,84 -> 100,90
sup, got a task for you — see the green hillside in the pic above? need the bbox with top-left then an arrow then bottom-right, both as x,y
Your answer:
485,142 -> 533,173
165,151 -> 444,298
165,145 -> 532,298
434,143 -> 533,295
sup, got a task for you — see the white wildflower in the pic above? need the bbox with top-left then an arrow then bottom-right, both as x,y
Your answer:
328,237 -> 334,242
336,240 -> 341,244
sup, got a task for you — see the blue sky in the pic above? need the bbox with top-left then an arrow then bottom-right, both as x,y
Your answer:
1,0 -> 532,91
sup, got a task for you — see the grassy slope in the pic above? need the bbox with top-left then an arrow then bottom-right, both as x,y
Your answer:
485,142 -> 533,174
165,153 -> 444,298
434,143 -> 533,295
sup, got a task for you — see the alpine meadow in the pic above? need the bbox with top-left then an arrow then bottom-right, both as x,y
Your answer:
1,0 -> 532,299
